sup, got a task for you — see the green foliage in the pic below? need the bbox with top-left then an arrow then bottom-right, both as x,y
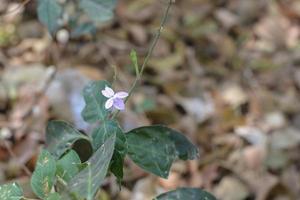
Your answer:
130,49 -> 139,77
0,183 -> 23,200
126,126 -> 198,178
31,150 -> 56,199
79,0 -> 118,23
91,120 -> 127,181
154,188 -> 217,200
168,128 -> 199,160
91,120 -> 126,152
37,0 -> 62,34
110,151 -> 125,182
126,126 -> 177,178
0,78 -> 213,200
37,0 -> 118,36
56,150 -> 81,183
46,120 -> 89,159
62,135 -> 116,200
45,192 -> 62,200
81,81 -> 112,123
71,23 -> 97,38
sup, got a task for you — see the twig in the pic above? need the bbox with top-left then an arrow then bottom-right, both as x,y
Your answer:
112,0 -> 174,118
1,0 -> 32,17
22,197 -> 40,200
3,141 -> 32,176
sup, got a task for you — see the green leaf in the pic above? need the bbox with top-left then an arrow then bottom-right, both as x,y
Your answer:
56,150 -> 81,183
37,0 -> 62,33
79,0 -> 117,23
130,49 -> 139,77
45,192 -> 62,200
92,120 -> 127,154
81,81 -> 112,123
0,183 -> 23,200
91,120 -> 127,181
154,188 -> 217,200
46,120 -> 89,159
31,150 -> 56,199
110,151 -> 124,183
168,128 -> 199,160
63,135 -> 116,200
126,125 -> 198,178
71,23 -> 97,38
126,126 -> 177,178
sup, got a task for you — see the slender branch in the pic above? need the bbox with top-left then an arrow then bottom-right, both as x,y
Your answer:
127,0 -> 173,98
112,0 -> 174,118
4,141 -> 31,176
1,0 -> 32,17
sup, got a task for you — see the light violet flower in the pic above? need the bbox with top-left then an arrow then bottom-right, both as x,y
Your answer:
101,86 -> 128,110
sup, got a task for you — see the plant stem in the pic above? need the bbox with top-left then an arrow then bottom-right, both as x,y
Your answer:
22,197 -> 39,200
1,0 -> 31,18
127,0 -> 173,98
112,0 -> 174,119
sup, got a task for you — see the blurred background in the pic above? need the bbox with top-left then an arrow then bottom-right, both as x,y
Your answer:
0,0 -> 300,199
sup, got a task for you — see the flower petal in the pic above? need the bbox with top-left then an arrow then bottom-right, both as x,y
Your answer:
105,98 -> 114,109
113,98 -> 125,110
101,86 -> 114,98
114,91 -> 128,99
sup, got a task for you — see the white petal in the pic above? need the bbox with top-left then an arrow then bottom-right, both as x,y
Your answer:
101,86 -> 114,98
105,98 -> 114,109
114,91 -> 128,99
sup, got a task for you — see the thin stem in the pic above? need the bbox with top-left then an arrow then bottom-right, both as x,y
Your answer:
22,197 -> 39,200
127,0 -> 173,98
1,0 -> 32,17
56,176 -> 67,187
4,141 -> 31,176
112,0 -> 174,118
139,0 -> 173,77
55,176 -> 81,200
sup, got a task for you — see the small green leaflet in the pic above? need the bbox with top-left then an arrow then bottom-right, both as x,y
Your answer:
130,49 -> 139,77
31,150 -> 56,199
46,120 -> 89,159
56,150 -> 81,183
154,188 -> 217,200
45,192 -> 62,200
63,135 -> 116,200
79,0 -> 118,23
0,183 -> 23,200
81,81 -> 112,123
37,0 -> 62,34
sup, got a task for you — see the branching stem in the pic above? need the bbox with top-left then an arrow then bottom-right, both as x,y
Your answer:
112,0 -> 174,118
